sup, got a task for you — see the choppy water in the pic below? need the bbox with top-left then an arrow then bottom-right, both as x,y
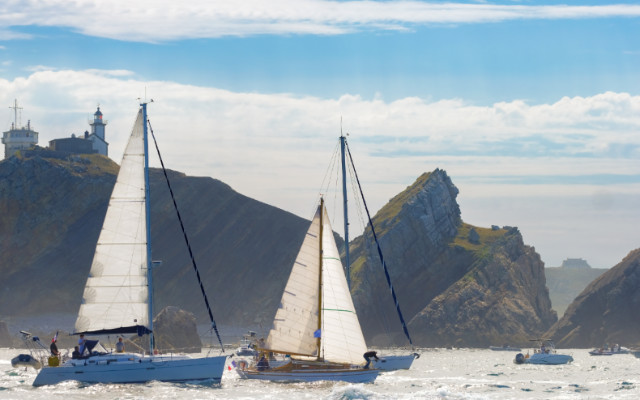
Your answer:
2,347 -> 639,399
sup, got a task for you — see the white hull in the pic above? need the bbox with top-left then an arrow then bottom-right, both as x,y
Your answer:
372,354 -> 417,371
237,368 -> 379,383
33,353 -> 227,387
524,353 -> 573,365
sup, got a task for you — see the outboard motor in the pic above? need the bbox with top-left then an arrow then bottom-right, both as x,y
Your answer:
514,353 -> 525,364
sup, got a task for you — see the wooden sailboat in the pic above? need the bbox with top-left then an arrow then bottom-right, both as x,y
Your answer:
31,103 -> 227,386
236,198 -> 379,383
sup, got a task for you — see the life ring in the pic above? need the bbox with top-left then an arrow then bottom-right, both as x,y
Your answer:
238,360 -> 248,371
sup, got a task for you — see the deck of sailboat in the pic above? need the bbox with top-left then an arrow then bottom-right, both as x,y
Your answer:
239,359 -> 379,383
33,352 -> 227,386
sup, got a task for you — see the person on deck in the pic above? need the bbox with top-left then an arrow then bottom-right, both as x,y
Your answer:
72,346 -> 81,359
115,337 -> 125,353
78,334 -> 87,355
256,354 -> 269,371
50,338 -> 60,357
363,350 -> 379,369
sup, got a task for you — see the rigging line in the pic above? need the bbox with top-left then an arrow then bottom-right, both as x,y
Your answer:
317,142 -> 341,215
345,141 -> 414,348
343,150 -> 397,343
362,232 -> 396,343
147,119 -> 225,353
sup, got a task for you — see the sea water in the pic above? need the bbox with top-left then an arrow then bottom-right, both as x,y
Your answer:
1,347 -> 639,399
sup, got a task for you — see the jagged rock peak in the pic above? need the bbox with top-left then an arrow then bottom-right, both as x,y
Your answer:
373,169 -> 461,246
546,248 -> 640,348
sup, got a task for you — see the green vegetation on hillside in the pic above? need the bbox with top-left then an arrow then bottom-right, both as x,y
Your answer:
371,172 -> 432,235
47,154 -> 119,176
451,223 -> 507,257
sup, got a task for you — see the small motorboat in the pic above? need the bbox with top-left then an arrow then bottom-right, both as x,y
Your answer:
589,344 -> 630,356
514,339 -> 573,365
235,331 -> 258,357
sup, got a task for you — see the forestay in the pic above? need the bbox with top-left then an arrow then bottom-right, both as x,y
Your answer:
75,109 -> 150,335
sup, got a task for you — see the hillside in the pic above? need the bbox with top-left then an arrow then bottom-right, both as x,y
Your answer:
545,248 -> 640,348
349,170 -> 557,347
0,153 -> 310,333
545,261 -> 607,317
1,155 -> 558,347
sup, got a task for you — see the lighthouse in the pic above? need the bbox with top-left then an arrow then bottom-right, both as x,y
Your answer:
2,99 -> 39,159
87,106 -> 109,156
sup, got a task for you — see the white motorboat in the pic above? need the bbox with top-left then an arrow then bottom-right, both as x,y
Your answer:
514,339 -> 573,365
26,103 -> 227,386
589,344 -> 630,356
372,354 -> 420,371
235,331 -> 258,357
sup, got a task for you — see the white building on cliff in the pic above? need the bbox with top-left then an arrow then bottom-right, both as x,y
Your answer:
2,99 -> 39,159
2,101 -> 109,159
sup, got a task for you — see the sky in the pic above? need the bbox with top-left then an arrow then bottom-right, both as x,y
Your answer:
1,0 -> 639,269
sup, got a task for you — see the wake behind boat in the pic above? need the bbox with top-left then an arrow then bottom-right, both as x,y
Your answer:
22,103 -> 227,386
236,198 -> 378,383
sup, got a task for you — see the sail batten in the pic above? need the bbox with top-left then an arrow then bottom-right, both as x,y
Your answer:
74,109 -> 150,335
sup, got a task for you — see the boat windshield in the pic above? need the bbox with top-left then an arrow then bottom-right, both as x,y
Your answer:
85,339 -> 108,355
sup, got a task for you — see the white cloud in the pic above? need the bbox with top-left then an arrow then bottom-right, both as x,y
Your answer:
0,1 -> 639,42
1,69 -> 639,268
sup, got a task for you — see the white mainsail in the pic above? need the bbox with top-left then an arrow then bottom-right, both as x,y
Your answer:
265,202 -> 367,365
75,109 -> 149,334
265,207 -> 321,357
320,207 -> 367,365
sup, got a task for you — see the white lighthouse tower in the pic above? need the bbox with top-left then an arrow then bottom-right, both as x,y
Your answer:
2,99 -> 39,159
87,106 -> 108,156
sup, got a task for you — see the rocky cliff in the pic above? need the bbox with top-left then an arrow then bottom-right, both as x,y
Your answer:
0,153 -> 308,331
545,262 -> 607,317
1,155 -> 557,348
545,248 -> 640,348
349,170 -> 557,347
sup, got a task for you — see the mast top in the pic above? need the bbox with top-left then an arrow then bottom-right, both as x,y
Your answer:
9,99 -> 23,128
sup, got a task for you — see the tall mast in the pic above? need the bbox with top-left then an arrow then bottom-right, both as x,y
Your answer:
340,128 -> 350,289
9,99 -> 22,128
142,102 -> 155,353
317,198 -> 324,360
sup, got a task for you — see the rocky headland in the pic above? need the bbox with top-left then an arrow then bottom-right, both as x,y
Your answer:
2,154 -> 560,347
349,170 -> 557,347
545,248 -> 640,348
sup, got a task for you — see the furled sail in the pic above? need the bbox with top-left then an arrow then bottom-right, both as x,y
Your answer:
74,109 -> 150,335
265,207 -> 321,357
319,206 -> 367,365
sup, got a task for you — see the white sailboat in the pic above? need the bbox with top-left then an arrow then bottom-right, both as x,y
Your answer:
236,198 -> 379,383
32,103 -> 227,386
